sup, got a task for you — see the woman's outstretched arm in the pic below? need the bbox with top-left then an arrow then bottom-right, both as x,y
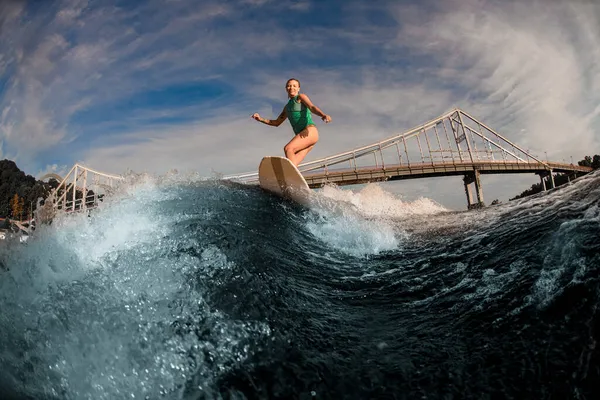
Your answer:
298,94 -> 331,123
252,107 -> 287,127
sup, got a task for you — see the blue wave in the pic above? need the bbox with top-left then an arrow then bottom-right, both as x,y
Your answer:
1,171 -> 599,399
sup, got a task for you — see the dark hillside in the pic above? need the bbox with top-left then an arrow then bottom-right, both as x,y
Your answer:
0,159 -> 53,219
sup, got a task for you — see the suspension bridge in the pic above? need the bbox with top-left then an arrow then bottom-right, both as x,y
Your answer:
227,108 -> 592,209
39,108 -> 592,217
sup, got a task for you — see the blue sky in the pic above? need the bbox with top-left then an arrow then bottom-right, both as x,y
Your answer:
1,0 -> 600,208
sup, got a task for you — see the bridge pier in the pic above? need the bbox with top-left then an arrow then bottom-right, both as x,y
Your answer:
537,170 -> 555,191
463,170 -> 485,210
540,174 -> 546,191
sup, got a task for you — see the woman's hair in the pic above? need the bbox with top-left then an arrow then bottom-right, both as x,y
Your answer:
286,78 -> 300,87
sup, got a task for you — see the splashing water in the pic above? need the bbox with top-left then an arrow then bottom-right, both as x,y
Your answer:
0,171 -> 599,399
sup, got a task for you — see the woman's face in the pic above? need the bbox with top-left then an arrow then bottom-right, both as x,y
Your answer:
286,80 -> 300,97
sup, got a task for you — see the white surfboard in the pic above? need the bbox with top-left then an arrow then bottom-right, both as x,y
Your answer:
258,156 -> 311,205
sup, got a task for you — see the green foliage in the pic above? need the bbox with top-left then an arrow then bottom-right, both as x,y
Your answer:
578,156 -> 592,168
577,155 -> 600,169
593,155 -> 600,170
0,159 -> 52,219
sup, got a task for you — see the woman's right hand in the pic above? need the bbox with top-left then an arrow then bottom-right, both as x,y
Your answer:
251,113 -> 261,121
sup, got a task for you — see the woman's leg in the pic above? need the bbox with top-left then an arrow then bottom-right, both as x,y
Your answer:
284,125 -> 319,166
292,144 -> 315,166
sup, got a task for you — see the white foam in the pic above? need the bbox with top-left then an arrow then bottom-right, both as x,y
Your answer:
304,206 -> 400,257
301,184 -> 446,257
298,183 -> 448,257
0,174 -> 265,399
318,183 -> 448,218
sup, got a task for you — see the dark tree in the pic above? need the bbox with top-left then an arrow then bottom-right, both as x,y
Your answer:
592,155 -> 600,170
578,156 -> 592,168
0,160 -> 53,219
511,154 -> 598,201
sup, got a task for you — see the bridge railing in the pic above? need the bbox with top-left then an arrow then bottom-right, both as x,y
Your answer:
49,164 -> 124,213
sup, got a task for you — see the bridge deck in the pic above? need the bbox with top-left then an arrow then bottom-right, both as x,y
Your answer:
303,161 -> 592,188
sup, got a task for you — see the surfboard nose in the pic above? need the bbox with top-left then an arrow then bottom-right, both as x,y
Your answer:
259,156 -> 311,205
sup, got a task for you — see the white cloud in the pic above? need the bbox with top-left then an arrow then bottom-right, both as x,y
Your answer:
82,115 -> 277,176
289,2 -> 311,12
35,163 -> 71,181
0,0 -> 289,171
390,0 -> 600,160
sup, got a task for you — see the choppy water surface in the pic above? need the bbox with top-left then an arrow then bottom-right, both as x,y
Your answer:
1,171 -> 599,399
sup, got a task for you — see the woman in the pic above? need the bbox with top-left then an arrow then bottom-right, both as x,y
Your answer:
252,78 -> 331,167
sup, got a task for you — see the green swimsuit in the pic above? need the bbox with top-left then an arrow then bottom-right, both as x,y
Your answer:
286,95 -> 315,134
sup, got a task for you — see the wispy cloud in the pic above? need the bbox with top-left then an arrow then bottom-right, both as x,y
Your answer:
0,0 -> 290,171
389,0 -> 600,159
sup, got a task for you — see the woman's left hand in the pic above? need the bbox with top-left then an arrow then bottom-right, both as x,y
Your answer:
322,114 -> 332,123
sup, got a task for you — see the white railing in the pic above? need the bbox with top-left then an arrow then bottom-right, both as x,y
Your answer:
49,164 -> 124,213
